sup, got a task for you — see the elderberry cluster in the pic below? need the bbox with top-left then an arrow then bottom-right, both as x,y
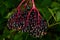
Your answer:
7,0 -> 48,38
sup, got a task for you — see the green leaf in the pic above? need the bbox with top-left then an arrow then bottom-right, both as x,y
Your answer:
4,0 -> 21,8
0,18 -> 7,30
39,7 -> 52,20
3,28 -> 10,38
14,31 -> 23,40
40,0 -> 52,7
5,9 -> 17,18
51,2 -> 60,9
0,4 -> 8,16
51,2 -> 60,22
56,11 -> 60,21
35,0 -> 52,7
48,8 -> 56,21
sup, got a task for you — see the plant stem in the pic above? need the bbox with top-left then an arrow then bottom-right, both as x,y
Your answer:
48,22 -> 60,28
32,0 -> 36,8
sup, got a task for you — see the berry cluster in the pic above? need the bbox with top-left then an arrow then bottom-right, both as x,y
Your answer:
7,0 -> 48,37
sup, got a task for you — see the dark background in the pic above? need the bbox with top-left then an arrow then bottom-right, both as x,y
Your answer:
0,0 -> 60,40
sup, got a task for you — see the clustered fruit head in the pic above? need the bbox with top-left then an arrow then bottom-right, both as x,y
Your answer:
7,0 -> 48,37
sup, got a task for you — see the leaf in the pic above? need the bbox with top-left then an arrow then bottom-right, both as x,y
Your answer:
0,18 -> 7,30
50,2 -> 60,22
35,0 -> 52,21
51,2 -> 60,12
56,11 -> 60,21
51,2 -> 60,8
35,0 -> 52,7
39,7 -> 52,20
3,28 -> 10,38
14,31 -> 23,40
5,9 -> 17,18
48,8 -> 56,21
40,0 -> 52,7
0,4 -> 8,17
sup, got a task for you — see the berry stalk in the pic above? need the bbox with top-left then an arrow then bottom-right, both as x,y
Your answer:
17,0 -> 25,14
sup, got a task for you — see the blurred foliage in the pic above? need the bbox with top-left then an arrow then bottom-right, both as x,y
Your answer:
0,0 -> 60,40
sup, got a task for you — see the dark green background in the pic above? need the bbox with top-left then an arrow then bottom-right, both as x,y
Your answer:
0,0 -> 60,40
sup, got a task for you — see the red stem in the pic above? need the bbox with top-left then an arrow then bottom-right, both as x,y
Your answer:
24,0 -> 29,8
17,0 -> 25,9
17,0 -> 25,14
32,0 -> 36,8
32,0 -> 42,24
